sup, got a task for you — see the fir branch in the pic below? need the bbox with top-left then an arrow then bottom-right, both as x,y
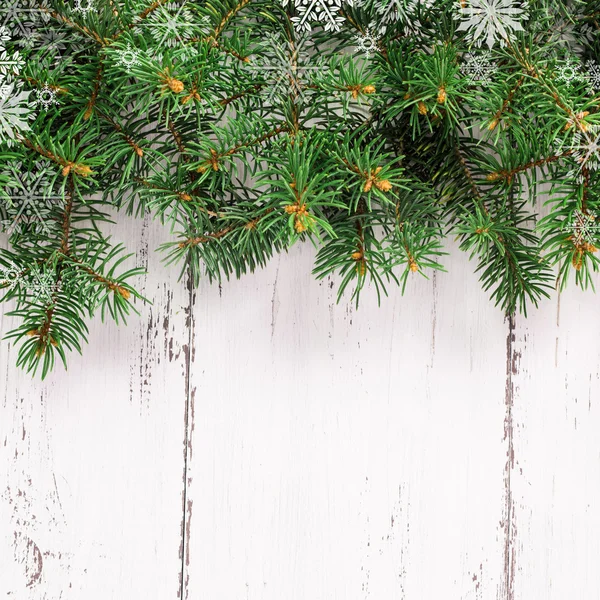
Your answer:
18,136 -> 95,178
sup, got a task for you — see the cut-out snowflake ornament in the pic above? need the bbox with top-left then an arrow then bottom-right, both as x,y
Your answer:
0,25 -> 25,86
571,125 -> 600,173
283,0 -> 357,32
1,160 -> 62,236
0,0 -> 52,48
133,2 -> 210,62
39,29 -> 69,63
0,82 -> 34,145
567,209 -> 598,246
0,25 -> 10,45
556,58 -> 583,87
116,44 -> 140,72
0,1 -> 68,63
554,124 -> 600,182
586,59 -> 600,91
0,260 -> 23,292
0,45 -> 25,83
145,3 -> 196,47
354,26 -> 380,60
35,84 -> 59,110
461,50 -> 497,85
455,0 -> 528,49
73,0 -> 94,15
0,13 -> 37,146
26,267 -> 61,303
542,1 -> 594,55
373,0 -> 434,33
248,33 -> 327,103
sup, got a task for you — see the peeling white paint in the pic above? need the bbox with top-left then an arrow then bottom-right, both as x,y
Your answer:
1,221 -> 599,599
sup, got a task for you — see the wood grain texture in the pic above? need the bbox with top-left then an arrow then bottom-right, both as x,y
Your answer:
183,240 -> 510,600
0,214 -> 190,598
1,226 -> 599,599
510,281 -> 600,600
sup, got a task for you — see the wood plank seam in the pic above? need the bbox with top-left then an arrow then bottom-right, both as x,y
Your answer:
503,313 -> 516,600
178,273 -> 196,599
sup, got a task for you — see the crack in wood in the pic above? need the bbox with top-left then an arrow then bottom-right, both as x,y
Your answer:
178,271 -> 195,600
502,313 -> 517,600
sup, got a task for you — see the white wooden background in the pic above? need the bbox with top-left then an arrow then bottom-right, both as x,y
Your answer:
1,213 -> 599,600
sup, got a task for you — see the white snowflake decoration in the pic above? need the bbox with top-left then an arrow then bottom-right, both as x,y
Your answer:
373,0 -> 434,32
73,0 -> 94,15
455,0 -> 528,49
461,50 -> 497,85
0,1 -> 68,62
556,58 -> 583,87
0,25 -> 10,45
248,33 -> 327,103
543,1 -> 594,56
0,25 -> 25,87
35,84 -> 59,110
0,46 -> 25,84
283,0 -> 357,32
116,44 -> 140,72
0,260 -> 22,292
41,29 -> 69,59
567,209 -> 598,246
0,11 -> 37,146
354,26 -> 380,60
145,3 -> 196,47
0,82 -> 34,145
133,3 -> 210,62
26,267 -> 61,302
1,160 -> 62,236
555,124 -> 600,182
0,2 -> 67,65
586,59 -> 600,91
0,0 -> 52,47
571,125 -> 600,173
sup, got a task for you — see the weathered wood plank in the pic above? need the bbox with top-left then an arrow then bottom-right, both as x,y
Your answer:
0,214 -> 190,598
510,282 -> 600,600
183,241 -> 510,599
5,218 -> 598,599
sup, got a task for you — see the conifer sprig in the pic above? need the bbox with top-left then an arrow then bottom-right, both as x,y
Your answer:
0,0 -> 599,375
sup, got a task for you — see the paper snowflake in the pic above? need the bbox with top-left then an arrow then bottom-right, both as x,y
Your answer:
461,51 -> 497,85
248,34 -> 326,103
0,260 -> 23,292
354,26 -> 380,60
567,210 -> 598,246
373,0 -> 434,31
73,0 -> 94,15
0,25 -> 10,45
586,59 -> 600,91
0,82 -> 34,145
26,267 -> 61,303
0,25 -> 25,86
1,160 -> 62,236
284,0 -> 357,32
455,0 -> 528,49
35,84 -> 59,110
116,44 -> 140,72
0,46 -> 25,83
571,125 -> 600,173
0,0 -> 52,48
0,1 -> 71,62
144,3 -> 196,47
133,2 -> 210,62
556,58 -> 583,87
